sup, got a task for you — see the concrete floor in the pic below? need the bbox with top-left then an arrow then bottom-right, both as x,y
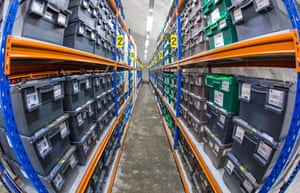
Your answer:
112,83 -> 184,193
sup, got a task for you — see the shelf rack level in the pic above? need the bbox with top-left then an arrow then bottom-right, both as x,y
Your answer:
0,0 -> 49,192
260,1 -> 300,192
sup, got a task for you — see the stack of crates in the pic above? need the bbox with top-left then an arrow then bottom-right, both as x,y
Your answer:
0,77 -> 78,192
163,34 -> 172,65
177,132 -> 214,193
157,71 -> 163,93
163,72 -> 177,110
13,0 -> 71,45
202,0 -> 237,49
180,72 -> 208,142
204,74 -> 239,168
223,77 -> 294,193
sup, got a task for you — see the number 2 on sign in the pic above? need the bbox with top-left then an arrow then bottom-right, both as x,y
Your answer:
170,34 -> 178,48
116,35 -> 124,48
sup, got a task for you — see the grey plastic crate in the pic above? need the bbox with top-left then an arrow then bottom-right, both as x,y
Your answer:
188,93 -> 207,121
64,74 -> 93,111
180,88 -> 189,108
94,32 -> 107,58
203,126 -> 232,169
8,146 -> 78,193
228,0 -> 291,41
66,99 -> 95,141
189,72 -> 209,97
223,152 -> 259,193
64,19 -> 96,53
0,77 -> 65,136
72,123 -> 97,165
181,73 -> 190,90
237,76 -> 293,141
231,118 -> 281,184
48,0 -> 70,9
180,104 -> 189,125
13,0 -> 70,45
92,73 -> 106,97
189,112 -> 206,142
205,101 -> 236,144
68,0 -> 97,28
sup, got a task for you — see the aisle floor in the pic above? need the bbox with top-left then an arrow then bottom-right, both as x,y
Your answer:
112,83 -> 184,193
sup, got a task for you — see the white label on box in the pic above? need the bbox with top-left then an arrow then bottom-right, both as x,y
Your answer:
82,0 -> 88,8
219,19 -> 227,29
45,10 -> 54,21
268,89 -> 285,109
215,0 -> 220,3
226,160 -> 235,174
86,79 -> 91,89
73,81 -> 79,93
235,126 -> 245,142
241,83 -> 251,100
83,111 -> 87,119
204,103 -> 207,110
31,1 -> 43,15
53,84 -> 62,99
257,141 -> 272,161
53,173 -> 63,189
26,89 -> 39,109
214,90 -> 224,107
233,8 -> 243,23
69,155 -> 77,168
214,143 -> 220,154
6,135 -> 12,147
37,137 -> 50,156
95,78 -> 100,86
219,114 -> 226,125
209,140 -> 214,148
77,114 -> 83,124
214,32 -> 224,48
243,179 -> 254,193
197,77 -> 202,86
59,122 -> 68,139
88,104 -> 93,114
255,0 -> 271,11
97,101 -> 102,109
211,8 -> 220,24
83,142 -> 89,153
79,25 -> 84,35
57,13 -> 67,25
222,81 -> 230,91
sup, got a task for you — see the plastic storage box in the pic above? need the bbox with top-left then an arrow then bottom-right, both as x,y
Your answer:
190,29 -> 208,56
228,0 -> 291,41
0,114 -> 70,176
206,74 -> 239,113
237,76 -> 293,141
203,126 -> 232,169
72,123 -> 97,165
8,146 -> 78,192
231,118 -> 281,183
92,73 -> 106,97
66,99 -> 95,141
0,77 -> 65,136
95,92 -> 106,118
64,74 -> 92,111
188,93 -> 207,121
68,0 -> 97,28
94,32 -> 107,58
202,0 -> 233,24
205,101 -> 236,144
13,0 -> 71,45
189,72 -> 209,97
180,88 -> 189,108
181,73 -> 190,90
64,19 -> 96,53
190,112 -> 206,142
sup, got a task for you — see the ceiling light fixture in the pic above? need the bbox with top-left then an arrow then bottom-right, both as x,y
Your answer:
146,15 -> 153,32
145,39 -> 149,48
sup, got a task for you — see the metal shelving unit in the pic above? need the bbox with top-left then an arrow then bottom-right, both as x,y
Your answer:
0,0 -> 142,192
149,0 -> 300,192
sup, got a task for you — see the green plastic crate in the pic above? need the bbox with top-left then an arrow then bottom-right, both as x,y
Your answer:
205,74 -> 239,113
205,13 -> 237,49
202,0 -> 232,24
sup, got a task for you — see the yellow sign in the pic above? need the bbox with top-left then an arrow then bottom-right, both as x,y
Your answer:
116,35 -> 124,48
130,51 -> 134,59
154,57 -> 157,63
170,34 -> 178,48
158,51 -> 163,59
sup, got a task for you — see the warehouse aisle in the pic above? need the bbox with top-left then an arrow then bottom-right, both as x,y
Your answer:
112,83 -> 184,193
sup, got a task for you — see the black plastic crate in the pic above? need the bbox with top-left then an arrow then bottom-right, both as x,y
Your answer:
190,29 -> 208,56
231,118 -> 281,184
94,32 -> 107,58
8,146 -> 78,192
223,152 -> 259,193
72,123 -> 97,165
228,0 -> 291,41
95,92 -> 106,118
66,99 -> 95,141
92,73 -> 106,97
188,93 -> 207,121
0,77 -> 65,136
237,76 -> 293,141
48,0 -> 70,9
203,126 -> 232,169
205,101 -> 236,144
189,113 -> 206,142
189,73 -> 209,97
180,88 -> 189,108
64,74 -> 93,111
0,114 -> 70,176
13,0 -> 71,45
180,104 -> 189,125
68,0 -> 97,28
64,19 -> 96,53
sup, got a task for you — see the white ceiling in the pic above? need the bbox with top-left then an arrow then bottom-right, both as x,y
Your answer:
122,0 -> 173,66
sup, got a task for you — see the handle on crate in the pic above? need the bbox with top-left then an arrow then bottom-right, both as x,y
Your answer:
39,85 -> 54,93
81,0 -> 89,9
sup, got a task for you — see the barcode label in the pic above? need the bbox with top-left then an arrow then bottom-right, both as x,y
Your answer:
233,8 -> 243,22
241,83 -> 251,100
45,10 -> 54,21
214,90 -> 224,107
255,0 -> 271,11
57,13 -> 66,25
243,179 -> 254,193
31,1 -> 43,14
214,32 -> 224,48
86,79 -> 91,89
59,122 -> 68,139
235,126 -> 245,142
219,114 -> 226,125
69,155 -> 77,168
222,81 -> 229,91
268,89 -> 285,109
211,8 -> 220,24
26,89 -> 39,109
257,141 -> 272,161
219,19 -> 227,29
226,160 -> 235,174
53,84 -> 62,99
37,137 -> 50,157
